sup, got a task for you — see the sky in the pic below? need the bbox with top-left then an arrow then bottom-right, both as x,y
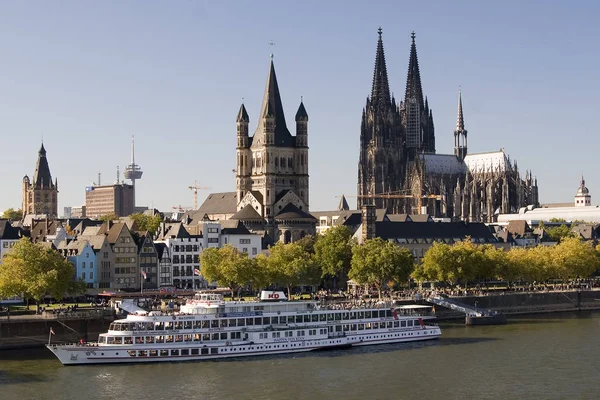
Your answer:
1,0 -> 599,215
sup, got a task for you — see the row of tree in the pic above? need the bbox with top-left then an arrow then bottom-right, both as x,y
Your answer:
200,226 -> 415,299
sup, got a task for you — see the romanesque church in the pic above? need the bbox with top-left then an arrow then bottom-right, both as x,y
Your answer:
358,29 -> 539,222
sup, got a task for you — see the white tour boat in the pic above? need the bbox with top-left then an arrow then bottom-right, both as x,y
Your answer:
46,291 -> 441,365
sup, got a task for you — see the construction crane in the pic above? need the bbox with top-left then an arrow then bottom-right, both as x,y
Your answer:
188,180 -> 211,210
340,192 -> 443,214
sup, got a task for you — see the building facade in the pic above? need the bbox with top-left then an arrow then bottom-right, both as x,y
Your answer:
85,184 -> 134,218
357,29 -> 539,222
22,144 -> 59,217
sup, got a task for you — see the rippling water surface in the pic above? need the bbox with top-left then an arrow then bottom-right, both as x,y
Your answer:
1,312 -> 599,400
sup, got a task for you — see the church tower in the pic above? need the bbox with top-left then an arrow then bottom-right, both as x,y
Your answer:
357,28 -> 404,211
574,176 -> 591,207
235,55 -> 310,225
454,89 -> 468,160
22,143 -> 58,217
402,32 -> 435,157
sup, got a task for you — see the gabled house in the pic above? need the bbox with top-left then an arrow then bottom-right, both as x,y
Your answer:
99,222 -> 139,290
136,232 -> 158,289
0,220 -> 24,260
64,239 -> 98,288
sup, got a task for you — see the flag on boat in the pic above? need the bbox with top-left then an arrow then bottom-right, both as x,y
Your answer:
194,269 -> 201,276
50,327 -> 55,335
141,270 -> 147,279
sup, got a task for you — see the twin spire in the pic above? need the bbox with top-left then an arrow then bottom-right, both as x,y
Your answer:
370,27 -> 392,107
405,30 -> 424,109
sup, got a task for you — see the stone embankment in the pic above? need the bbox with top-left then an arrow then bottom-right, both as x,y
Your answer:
0,310 -> 114,349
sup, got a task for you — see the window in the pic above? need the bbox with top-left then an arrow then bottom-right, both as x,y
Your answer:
90,272 -> 93,279
90,262 -> 93,269
82,262 -> 86,268
208,238 -> 218,244
242,248 -> 248,253
240,239 -> 251,244
252,248 -> 257,255
86,253 -> 89,258
82,272 -> 86,279
207,228 -> 219,233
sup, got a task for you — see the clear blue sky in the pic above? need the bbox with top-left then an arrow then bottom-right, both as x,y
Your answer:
1,0 -> 598,214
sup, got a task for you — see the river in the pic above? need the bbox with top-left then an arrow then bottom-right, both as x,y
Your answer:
1,312 -> 599,400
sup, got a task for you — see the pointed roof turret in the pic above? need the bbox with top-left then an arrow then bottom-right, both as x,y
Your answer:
404,31 -> 425,108
33,142 -> 54,188
236,103 -> 249,122
456,89 -> 465,132
370,27 -> 391,108
338,195 -> 350,211
252,58 -> 294,147
295,99 -> 308,121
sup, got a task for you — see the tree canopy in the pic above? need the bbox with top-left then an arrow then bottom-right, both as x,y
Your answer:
0,238 -> 84,310
314,226 -> 353,284
130,213 -> 162,235
1,208 -> 23,220
199,246 -> 256,299
350,238 -> 414,298
545,224 -> 576,243
263,241 -> 320,298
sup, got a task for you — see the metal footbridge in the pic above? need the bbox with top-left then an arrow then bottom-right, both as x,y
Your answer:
426,295 -> 485,317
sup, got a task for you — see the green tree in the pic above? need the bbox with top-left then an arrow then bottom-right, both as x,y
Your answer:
99,213 -> 118,223
0,238 -> 81,312
420,242 -> 460,285
350,238 -> 414,299
545,224 -> 576,243
130,213 -> 162,234
265,242 -> 321,299
314,226 -> 353,288
551,237 -> 599,279
1,208 -> 23,220
199,246 -> 255,299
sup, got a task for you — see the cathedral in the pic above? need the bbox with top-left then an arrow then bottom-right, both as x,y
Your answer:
22,143 -> 59,217
357,29 -> 539,222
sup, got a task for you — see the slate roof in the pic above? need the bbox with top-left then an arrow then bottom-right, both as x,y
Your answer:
275,189 -> 291,203
236,103 -> 250,123
506,220 -> 531,237
409,214 -> 434,222
231,204 -> 264,221
571,224 -> 599,240
275,204 -> 316,221
375,221 -> 497,242
195,192 -> 238,216
105,223 -> 129,244
220,220 -> 251,235
155,222 -> 191,240
295,101 -> 308,121
250,59 -> 296,149
0,220 -> 23,240
33,143 -> 55,188
30,220 -> 63,242
249,190 -> 264,205
337,195 -> 350,211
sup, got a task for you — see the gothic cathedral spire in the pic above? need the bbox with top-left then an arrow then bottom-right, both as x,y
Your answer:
371,27 -> 391,108
454,89 -> 468,160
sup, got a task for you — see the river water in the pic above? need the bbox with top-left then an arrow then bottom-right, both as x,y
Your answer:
1,312 -> 599,400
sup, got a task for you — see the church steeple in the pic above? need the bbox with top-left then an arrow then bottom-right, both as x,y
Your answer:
404,31 -> 424,109
253,58 -> 294,148
454,89 -> 468,160
33,142 -> 54,188
370,27 -> 391,108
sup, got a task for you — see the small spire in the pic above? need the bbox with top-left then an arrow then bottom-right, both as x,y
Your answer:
405,31 -> 424,109
236,103 -> 249,123
456,88 -> 465,131
370,26 -> 391,107
411,31 -> 416,43
295,98 -> 308,121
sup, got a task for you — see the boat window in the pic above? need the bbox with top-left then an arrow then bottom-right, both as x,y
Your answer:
146,336 -> 154,344
184,321 -> 192,330
202,321 -> 209,329
373,322 -> 379,329
202,334 -> 210,341
246,318 -> 254,326
135,337 -> 143,344
358,324 -> 364,331
301,315 -> 308,323
394,321 -> 399,328
237,318 -> 245,326
124,337 -> 133,344
109,323 -> 115,331
107,337 -> 115,344
335,325 -> 342,332
211,333 -> 219,341
218,332 -> 226,340
175,335 -> 183,342
335,313 -> 341,321
211,320 -> 219,328
358,312 -> 364,319
343,324 -> 349,332
128,351 -> 136,357
254,306 -> 264,311
364,311 -> 371,319
408,320 -> 414,327
155,322 -> 164,330
138,350 -> 148,357
166,335 -> 174,343
288,316 -> 295,324
114,337 -> 123,344
193,321 -> 202,329
263,317 -> 270,325
254,317 -> 261,326
160,350 -> 168,356
193,334 -> 201,342
342,312 -> 349,320
220,320 -> 228,328
228,319 -> 236,327
144,322 -> 154,331
350,312 -> 356,320
181,349 -> 189,356
327,313 -> 333,321
191,349 -> 199,355
210,348 -> 218,355
311,314 -> 318,322
365,323 -> 371,329
156,336 -> 164,343
296,315 -> 303,323
201,348 -> 209,355
171,350 -> 179,356
165,322 -> 173,330
184,335 -> 192,342
319,314 -> 326,322
150,350 -> 158,357
175,321 -> 183,330
98,336 -> 106,344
